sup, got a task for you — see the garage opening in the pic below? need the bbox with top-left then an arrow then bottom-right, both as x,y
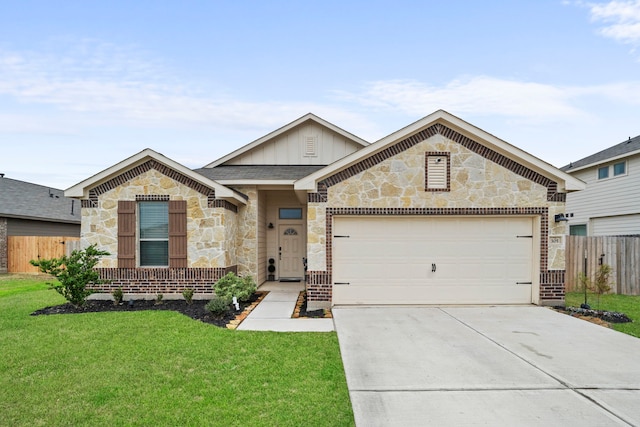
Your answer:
332,216 -> 536,305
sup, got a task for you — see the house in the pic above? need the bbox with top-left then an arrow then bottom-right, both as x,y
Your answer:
0,176 -> 81,273
562,135 -> 640,236
65,110 -> 584,309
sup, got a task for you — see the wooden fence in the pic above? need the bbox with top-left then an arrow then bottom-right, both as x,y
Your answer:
566,235 -> 640,295
7,236 -> 81,273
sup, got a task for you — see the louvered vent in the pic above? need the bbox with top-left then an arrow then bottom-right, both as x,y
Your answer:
304,136 -> 317,157
427,156 -> 447,189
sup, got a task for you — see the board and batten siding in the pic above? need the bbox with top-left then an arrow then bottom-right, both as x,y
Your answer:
565,153 -> 640,235
226,122 -> 362,166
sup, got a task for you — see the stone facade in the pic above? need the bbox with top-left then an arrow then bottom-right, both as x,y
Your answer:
232,185 -> 258,278
305,130 -> 569,309
81,167 -> 239,293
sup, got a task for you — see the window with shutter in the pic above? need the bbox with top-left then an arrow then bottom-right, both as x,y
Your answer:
425,152 -> 451,192
117,201 -> 136,268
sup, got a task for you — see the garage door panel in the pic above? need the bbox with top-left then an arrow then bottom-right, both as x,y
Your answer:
332,216 -> 535,305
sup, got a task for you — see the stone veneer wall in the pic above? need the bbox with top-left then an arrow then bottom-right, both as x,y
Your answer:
81,167 -> 239,292
306,130 -> 569,309
231,186 -> 258,278
0,217 -> 7,274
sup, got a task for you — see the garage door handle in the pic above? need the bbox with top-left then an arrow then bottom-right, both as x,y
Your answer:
334,282 -> 350,285
516,282 -> 532,285
432,263 -> 436,272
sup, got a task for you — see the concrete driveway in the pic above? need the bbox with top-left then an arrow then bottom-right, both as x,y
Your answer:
333,306 -> 640,426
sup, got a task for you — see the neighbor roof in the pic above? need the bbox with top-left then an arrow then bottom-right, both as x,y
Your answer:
204,113 -> 369,168
561,135 -> 640,173
0,177 -> 80,223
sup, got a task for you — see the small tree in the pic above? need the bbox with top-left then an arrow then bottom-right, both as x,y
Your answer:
576,263 -> 613,311
30,244 -> 110,307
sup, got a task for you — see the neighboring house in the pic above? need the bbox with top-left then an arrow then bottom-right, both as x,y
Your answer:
0,176 -> 81,273
562,135 -> 640,236
65,110 -> 584,309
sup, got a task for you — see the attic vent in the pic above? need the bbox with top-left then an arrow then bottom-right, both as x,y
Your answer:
425,153 -> 450,192
304,136 -> 317,157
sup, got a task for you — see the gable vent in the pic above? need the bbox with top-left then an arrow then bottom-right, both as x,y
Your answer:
427,156 -> 447,189
304,136 -> 317,157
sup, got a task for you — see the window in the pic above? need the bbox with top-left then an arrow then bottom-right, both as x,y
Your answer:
614,161 -> 626,176
117,199 -> 187,268
279,208 -> 303,219
598,166 -> 609,180
139,202 -> 169,266
569,224 -> 587,236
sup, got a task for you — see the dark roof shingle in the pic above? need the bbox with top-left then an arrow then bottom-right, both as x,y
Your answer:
193,165 -> 325,181
562,135 -> 640,172
0,177 -> 80,223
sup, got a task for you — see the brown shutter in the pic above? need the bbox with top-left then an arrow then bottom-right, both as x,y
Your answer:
169,200 -> 187,268
117,201 -> 136,268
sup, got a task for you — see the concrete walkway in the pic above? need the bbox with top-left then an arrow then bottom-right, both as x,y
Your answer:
236,282 -> 334,332
334,306 -> 640,426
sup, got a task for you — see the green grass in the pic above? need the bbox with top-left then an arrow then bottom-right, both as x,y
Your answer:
0,275 -> 354,426
566,291 -> 640,338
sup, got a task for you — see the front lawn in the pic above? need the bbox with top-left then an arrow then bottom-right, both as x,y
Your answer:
0,275 -> 354,426
565,291 -> 640,338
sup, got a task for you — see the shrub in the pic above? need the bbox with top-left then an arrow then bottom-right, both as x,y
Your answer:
112,287 -> 124,305
30,244 -> 110,307
155,294 -> 163,305
182,288 -> 195,305
214,272 -> 256,302
206,297 -> 231,316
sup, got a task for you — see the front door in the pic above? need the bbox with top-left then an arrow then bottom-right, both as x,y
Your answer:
279,224 -> 304,278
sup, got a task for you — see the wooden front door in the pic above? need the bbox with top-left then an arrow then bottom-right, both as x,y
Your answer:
279,224 -> 305,278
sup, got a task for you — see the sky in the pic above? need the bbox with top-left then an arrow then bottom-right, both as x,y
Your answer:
1,0 -> 640,190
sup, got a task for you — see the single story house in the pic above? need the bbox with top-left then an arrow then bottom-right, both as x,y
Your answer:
65,110 -> 584,309
562,135 -> 640,236
0,176 -> 81,273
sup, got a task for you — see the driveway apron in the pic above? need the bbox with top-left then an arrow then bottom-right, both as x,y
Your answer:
333,306 -> 640,426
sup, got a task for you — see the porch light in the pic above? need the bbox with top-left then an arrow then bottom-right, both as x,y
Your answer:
554,214 -> 569,223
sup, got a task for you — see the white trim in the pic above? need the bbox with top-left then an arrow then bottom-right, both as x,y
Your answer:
295,110 -> 585,193
65,148 -> 246,205
204,113 -> 369,168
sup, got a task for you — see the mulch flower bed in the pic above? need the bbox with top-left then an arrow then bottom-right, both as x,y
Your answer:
31,292 -> 268,329
292,291 -> 332,318
554,305 -> 632,328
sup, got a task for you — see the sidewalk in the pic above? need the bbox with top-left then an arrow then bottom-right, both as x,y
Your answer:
237,282 -> 334,332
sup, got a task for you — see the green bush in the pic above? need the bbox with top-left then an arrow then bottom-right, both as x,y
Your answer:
206,297 -> 231,316
214,272 -> 256,302
182,288 -> 195,305
112,287 -> 124,305
30,244 -> 110,307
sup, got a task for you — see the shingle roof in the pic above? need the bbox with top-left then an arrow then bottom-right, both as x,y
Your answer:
193,165 -> 326,181
562,135 -> 640,172
0,177 -> 81,223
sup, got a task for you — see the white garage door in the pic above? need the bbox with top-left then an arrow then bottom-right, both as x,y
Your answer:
332,216 -> 535,305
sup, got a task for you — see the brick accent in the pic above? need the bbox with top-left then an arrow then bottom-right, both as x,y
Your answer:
425,151 -> 451,192
306,207 -> 564,305
211,199 -> 238,213
90,160 -> 215,199
91,266 -> 238,294
0,217 -> 7,274
136,194 -> 170,201
309,123 -> 564,202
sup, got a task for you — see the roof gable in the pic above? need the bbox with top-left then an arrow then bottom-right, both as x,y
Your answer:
296,110 -> 584,194
65,148 -> 246,205
204,113 -> 369,168
562,135 -> 640,173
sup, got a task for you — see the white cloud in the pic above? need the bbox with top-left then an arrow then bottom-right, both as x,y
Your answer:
587,0 -> 640,45
333,76 -> 640,121
0,40 -> 377,135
